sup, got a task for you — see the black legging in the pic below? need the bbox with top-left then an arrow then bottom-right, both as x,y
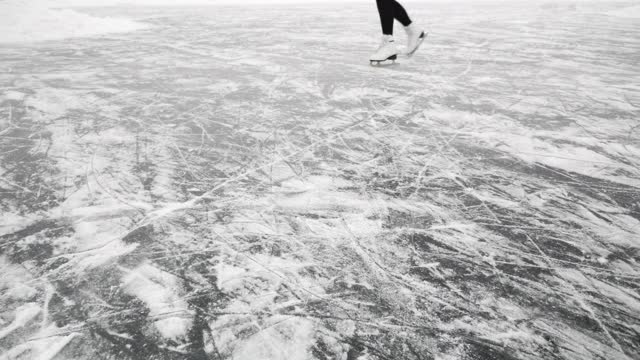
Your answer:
376,0 -> 412,35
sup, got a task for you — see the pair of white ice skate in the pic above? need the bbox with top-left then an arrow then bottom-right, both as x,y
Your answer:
370,23 -> 426,65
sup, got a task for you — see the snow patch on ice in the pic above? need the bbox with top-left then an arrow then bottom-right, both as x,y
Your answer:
423,106 -> 640,187
331,87 -> 396,103
605,5 -> 640,18
1,328 -> 81,360
206,80 -> 240,95
229,317 -> 315,360
25,88 -> 85,120
275,176 -> 368,212
0,303 -> 41,339
4,283 -> 38,302
0,1 -> 148,43
216,263 -> 248,293
2,90 -> 26,101
0,213 -> 38,237
0,256 -> 39,303
121,263 -> 193,340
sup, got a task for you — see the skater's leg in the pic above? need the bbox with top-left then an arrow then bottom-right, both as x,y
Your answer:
375,0 -> 395,35
392,0 -> 412,27
376,0 -> 413,35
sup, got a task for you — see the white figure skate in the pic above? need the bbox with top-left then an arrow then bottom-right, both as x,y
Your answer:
369,36 -> 398,66
404,24 -> 427,57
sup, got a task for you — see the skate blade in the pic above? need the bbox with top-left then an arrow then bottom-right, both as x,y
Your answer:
370,54 -> 398,66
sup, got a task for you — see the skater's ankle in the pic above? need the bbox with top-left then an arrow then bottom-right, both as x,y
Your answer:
382,34 -> 395,42
404,23 -> 418,34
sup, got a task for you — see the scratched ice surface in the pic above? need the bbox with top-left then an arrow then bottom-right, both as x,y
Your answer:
1,2 -> 639,360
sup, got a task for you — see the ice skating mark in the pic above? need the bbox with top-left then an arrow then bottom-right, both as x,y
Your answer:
370,54 -> 398,66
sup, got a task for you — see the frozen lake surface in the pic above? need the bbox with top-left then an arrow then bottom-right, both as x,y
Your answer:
1,2 -> 639,359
